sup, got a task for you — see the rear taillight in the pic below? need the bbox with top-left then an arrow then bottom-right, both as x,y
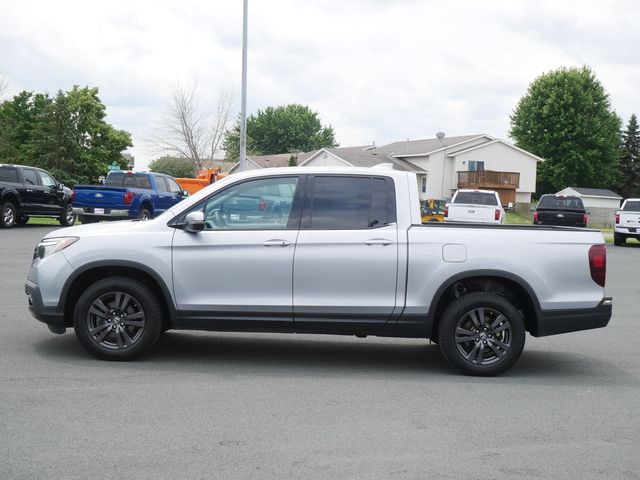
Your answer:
615,213 -> 620,224
70,191 -> 76,202
444,206 -> 448,217
588,244 -> 606,287
583,213 -> 589,225
124,192 -> 134,205
533,211 -> 538,223
494,209 -> 500,221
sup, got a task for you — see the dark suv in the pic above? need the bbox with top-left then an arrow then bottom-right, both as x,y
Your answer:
534,194 -> 588,228
0,164 -> 76,228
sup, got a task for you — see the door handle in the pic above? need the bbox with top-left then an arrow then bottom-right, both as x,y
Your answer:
262,239 -> 291,247
26,189 -> 34,193
364,238 -> 393,246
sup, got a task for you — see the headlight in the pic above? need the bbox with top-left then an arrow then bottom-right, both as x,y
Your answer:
33,237 -> 79,260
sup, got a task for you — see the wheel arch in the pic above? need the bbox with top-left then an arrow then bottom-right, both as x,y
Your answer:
1,191 -> 21,209
61,260 -> 177,329
427,269 -> 541,338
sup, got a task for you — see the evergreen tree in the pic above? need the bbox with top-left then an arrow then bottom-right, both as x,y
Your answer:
617,114 -> 640,198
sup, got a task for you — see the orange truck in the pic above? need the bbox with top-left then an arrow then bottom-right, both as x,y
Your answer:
175,168 -> 228,195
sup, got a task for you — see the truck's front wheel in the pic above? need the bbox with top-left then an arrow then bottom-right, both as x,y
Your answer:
437,292 -> 525,376
73,277 -> 163,361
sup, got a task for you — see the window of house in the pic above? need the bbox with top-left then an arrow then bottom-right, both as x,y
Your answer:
421,176 -> 427,194
469,161 -> 485,172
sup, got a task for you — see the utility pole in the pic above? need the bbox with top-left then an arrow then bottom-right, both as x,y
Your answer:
239,0 -> 249,171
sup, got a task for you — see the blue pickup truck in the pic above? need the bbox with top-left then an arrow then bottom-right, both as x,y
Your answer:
72,171 -> 188,222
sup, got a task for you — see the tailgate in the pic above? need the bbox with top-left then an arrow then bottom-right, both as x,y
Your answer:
73,186 -> 127,208
448,204 -> 495,222
538,209 -> 583,225
620,212 -> 640,228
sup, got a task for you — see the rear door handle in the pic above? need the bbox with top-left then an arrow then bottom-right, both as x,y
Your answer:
262,239 -> 291,247
26,189 -> 34,193
364,238 -> 393,246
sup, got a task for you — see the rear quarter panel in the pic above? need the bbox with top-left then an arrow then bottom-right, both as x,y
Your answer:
405,225 -> 606,315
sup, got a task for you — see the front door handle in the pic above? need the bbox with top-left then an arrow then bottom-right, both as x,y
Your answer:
364,238 -> 393,246
262,239 -> 291,247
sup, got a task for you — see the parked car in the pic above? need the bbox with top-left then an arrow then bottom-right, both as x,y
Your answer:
26,166 -> 612,376
444,189 -> 505,224
534,194 -> 588,228
72,171 -> 188,222
0,163 -> 76,228
614,198 -> 640,246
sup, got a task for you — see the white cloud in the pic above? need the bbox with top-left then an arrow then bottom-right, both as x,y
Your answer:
1,0 -> 638,170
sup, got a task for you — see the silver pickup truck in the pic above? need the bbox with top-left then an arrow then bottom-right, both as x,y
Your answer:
25,166 -> 612,376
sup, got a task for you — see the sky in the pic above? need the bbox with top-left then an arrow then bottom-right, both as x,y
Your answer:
1,0 -> 639,170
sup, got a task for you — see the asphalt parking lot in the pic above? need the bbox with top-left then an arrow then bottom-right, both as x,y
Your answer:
1,224 -> 639,480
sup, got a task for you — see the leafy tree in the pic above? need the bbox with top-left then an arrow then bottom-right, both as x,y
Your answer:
0,86 -> 131,186
509,66 -> 621,193
616,114 -> 640,198
149,156 -> 198,178
223,104 -> 338,160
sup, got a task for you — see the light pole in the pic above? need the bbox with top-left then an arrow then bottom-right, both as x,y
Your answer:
239,0 -> 249,171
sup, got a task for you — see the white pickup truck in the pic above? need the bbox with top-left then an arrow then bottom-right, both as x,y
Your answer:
25,166 -> 612,376
614,198 -> 640,246
445,189 -> 505,224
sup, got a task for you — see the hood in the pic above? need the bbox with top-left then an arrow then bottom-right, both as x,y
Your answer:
44,219 -> 151,239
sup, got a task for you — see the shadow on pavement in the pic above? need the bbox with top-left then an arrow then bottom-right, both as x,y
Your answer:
33,330 -> 633,386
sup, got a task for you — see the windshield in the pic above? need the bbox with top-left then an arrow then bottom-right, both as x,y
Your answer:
622,200 -> 640,212
538,195 -> 584,209
453,191 -> 498,206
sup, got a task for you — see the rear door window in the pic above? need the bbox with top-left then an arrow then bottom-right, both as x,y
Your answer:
307,176 -> 395,230
154,176 -> 169,192
23,169 -> 39,186
0,166 -> 19,183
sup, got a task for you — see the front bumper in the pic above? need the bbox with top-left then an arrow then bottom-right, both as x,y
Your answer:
532,297 -> 612,337
25,280 -> 67,334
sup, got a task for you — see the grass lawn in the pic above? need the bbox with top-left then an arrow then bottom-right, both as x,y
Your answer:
25,217 -> 62,226
505,211 -> 531,224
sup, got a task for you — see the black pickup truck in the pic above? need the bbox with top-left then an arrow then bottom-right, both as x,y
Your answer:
533,194 -> 588,228
0,164 -> 76,228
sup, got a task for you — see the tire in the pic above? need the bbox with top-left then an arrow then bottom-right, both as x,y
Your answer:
79,215 -> 98,224
437,292 -> 526,376
59,203 -> 77,227
73,276 -> 163,361
138,207 -> 152,221
1,201 -> 17,228
16,216 -> 30,225
614,233 -> 625,246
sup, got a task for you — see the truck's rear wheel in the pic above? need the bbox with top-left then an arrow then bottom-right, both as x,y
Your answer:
614,233 -> 625,246
139,207 -> 152,221
59,204 -> 77,226
437,292 -> 525,376
73,277 -> 163,361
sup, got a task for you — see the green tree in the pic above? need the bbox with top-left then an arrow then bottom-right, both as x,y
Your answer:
0,86 -> 131,186
149,156 -> 198,178
616,114 -> 640,198
509,66 -> 621,193
223,104 -> 337,160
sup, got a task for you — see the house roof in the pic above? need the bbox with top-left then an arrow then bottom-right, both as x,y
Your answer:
377,135 -> 485,157
310,146 -> 426,173
563,187 -> 622,199
448,138 -> 546,163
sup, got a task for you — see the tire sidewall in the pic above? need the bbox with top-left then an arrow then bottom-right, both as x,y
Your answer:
438,292 -> 526,376
73,277 -> 162,360
139,208 -> 152,221
1,201 -> 16,228
59,203 -> 77,226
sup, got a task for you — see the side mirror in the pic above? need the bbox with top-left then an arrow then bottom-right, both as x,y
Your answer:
182,189 -> 189,196
184,211 -> 205,233
585,209 -> 591,215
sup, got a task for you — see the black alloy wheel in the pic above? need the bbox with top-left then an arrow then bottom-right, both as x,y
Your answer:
438,292 -> 525,376
74,277 -> 162,360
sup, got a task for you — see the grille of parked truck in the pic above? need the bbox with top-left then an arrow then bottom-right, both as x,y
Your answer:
25,166 -> 612,376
